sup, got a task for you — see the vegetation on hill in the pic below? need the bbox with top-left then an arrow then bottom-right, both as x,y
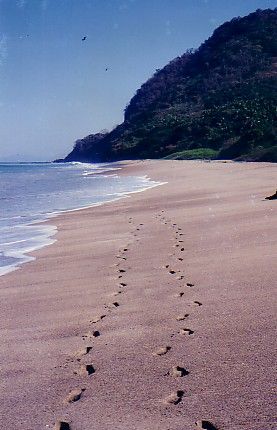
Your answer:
63,9 -> 277,163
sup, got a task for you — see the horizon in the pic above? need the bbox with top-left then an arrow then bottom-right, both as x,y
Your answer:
0,0 -> 276,162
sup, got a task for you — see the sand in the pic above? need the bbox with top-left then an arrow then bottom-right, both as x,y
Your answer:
0,160 -> 276,430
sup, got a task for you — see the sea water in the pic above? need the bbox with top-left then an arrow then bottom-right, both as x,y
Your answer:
0,162 -> 160,276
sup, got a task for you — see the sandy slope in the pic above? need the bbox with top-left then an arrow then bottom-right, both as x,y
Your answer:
0,160 -> 276,430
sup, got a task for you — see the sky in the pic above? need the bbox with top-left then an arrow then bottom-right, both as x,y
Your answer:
0,0 -> 276,161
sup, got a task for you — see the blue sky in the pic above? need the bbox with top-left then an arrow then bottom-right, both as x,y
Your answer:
0,0 -> 276,161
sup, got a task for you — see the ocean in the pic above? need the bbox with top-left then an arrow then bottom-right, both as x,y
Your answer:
0,162 -> 160,276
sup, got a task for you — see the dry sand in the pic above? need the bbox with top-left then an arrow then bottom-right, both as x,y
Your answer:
0,160 -> 276,430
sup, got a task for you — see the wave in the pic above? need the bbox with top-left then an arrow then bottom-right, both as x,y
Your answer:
0,162 -> 164,277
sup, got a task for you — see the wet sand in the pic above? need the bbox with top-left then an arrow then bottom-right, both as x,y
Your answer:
0,160 -> 276,430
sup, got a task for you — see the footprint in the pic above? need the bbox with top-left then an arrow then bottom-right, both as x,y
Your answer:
178,258 -> 183,261
92,330 -> 100,337
152,346 -> 171,356
111,291 -> 122,297
105,302 -> 120,309
123,248 -> 128,252
75,346 -> 92,358
164,264 -> 170,269
139,223 -> 144,226
63,388 -> 85,404
163,390 -> 184,405
174,292 -> 184,298
176,313 -> 189,321
180,247 -> 185,251
179,328 -> 194,336
195,421 -> 218,430
170,366 -> 189,377
116,255 -> 126,260
177,275 -> 184,280
118,269 -> 126,273
169,269 -> 176,274
119,282 -> 127,287
81,332 -> 91,340
90,315 -> 106,324
186,283 -> 194,287
112,301 -> 120,307
76,364 -> 96,376
193,301 -> 202,307
82,331 -> 100,341
54,421 -> 71,430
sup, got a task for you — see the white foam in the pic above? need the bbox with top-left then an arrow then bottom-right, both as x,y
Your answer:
0,164 -> 165,277
0,224 -> 57,276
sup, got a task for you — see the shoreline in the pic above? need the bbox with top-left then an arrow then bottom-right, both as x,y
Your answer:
0,159 -> 276,430
0,162 -> 162,277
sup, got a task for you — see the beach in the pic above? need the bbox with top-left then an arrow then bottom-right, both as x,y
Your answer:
0,160 -> 276,430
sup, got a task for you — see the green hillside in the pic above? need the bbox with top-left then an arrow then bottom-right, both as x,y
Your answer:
63,9 -> 277,163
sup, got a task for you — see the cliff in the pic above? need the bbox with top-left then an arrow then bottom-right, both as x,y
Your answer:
63,8 -> 277,163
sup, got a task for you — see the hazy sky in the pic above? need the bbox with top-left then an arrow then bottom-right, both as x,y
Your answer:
0,0 -> 275,161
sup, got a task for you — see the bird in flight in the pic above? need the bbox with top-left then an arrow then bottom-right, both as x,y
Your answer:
82,36 -> 87,41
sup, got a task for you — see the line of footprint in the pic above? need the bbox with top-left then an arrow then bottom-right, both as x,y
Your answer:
155,211 -> 197,406
155,211 -> 218,430
111,212 -> 216,430
54,213 -> 218,430
54,218 -> 135,430
125,217 -> 191,410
